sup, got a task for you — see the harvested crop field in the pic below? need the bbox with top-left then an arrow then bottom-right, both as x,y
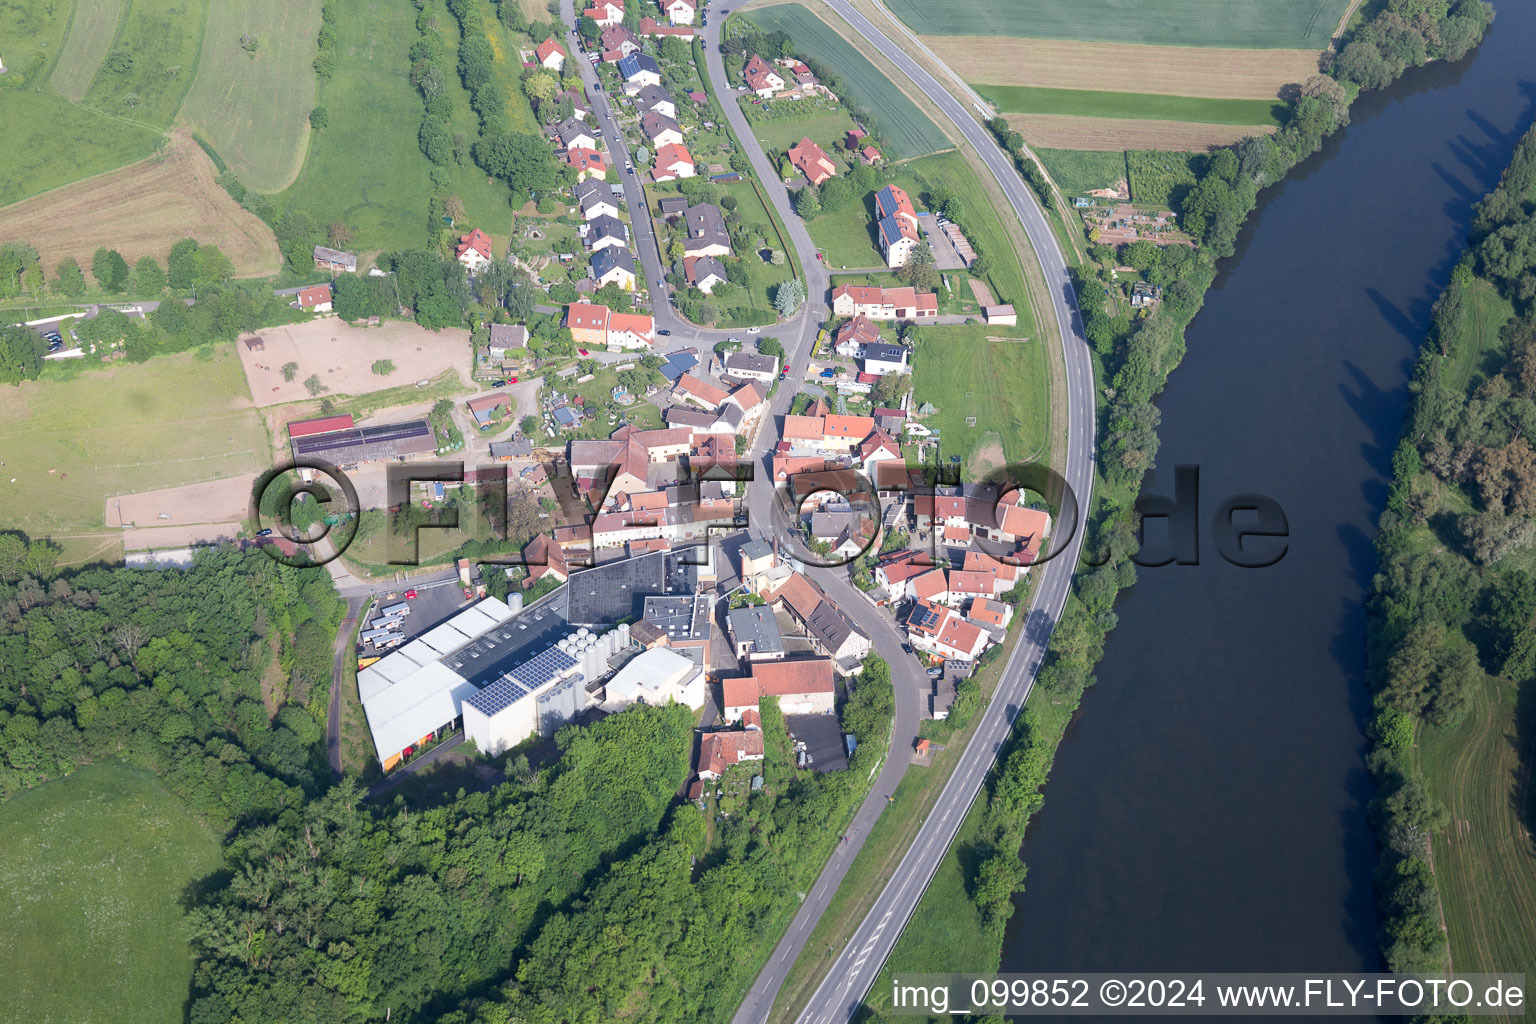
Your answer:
923,37 -> 1323,100
1005,114 -> 1275,152
0,130 -> 280,277
236,318 -> 471,407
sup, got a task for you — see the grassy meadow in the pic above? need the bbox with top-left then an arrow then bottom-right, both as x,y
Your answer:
0,347 -> 268,538
978,85 -> 1285,126
1035,147 -> 1128,195
48,0 -> 127,99
911,323 -> 1051,469
883,0 -> 1350,48
81,0 -> 207,127
0,0 -> 73,85
743,3 -> 950,160
0,89 -> 163,205
179,0 -> 323,190
0,763 -> 221,1024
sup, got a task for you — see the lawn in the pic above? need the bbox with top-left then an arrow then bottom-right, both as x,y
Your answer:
741,3 -> 950,160
0,763 -> 222,1024
0,0 -> 74,86
0,89 -> 162,206
883,0 -> 1351,48
830,269 -> 975,316
49,0 -> 127,99
0,346 -> 269,538
977,85 -> 1285,126
1035,147 -> 1128,196
910,323 -> 1051,470
81,0 -> 208,128
749,107 -> 862,159
179,0 -> 323,191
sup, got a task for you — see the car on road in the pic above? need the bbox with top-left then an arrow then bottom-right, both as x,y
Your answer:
746,326 -> 760,334
577,348 -> 589,356
404,589 -> 418,599
491,379 -> 507,388
926,667 -> 944,678
816,252 -> 825,262
901,642 -> 913,654
507,376 -> 519,384
727,336 -> 740,344
462,587 -> 474,601
657,328 -> 671,336
256,528 -> 274,537
780,366 -> 790,378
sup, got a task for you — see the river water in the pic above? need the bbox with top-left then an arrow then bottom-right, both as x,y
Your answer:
997,7 -> 1536,992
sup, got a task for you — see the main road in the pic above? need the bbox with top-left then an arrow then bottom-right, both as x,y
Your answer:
718,2 -> 1100,1023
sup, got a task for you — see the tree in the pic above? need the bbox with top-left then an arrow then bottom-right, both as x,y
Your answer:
91,248 -> 130,293
309,106 -> 329,131
475,130 -> 564,193
758,336 -> 784,359
327,222 -> 352,249
0,324 -> 46,385
372,359 -> 396,375
793,185 -> 820,218
134,256 -> 165,293
195,245 -> 235,285
167,238 -> 200,290
897,243 -> 937,293
523,70 -> 558,102
773,278 -> 805,318
281,362 -> 299,382
520,414 -> 539,435
769,249 -> 786,266
54,257 -> 86,298
303,374 -> 329,396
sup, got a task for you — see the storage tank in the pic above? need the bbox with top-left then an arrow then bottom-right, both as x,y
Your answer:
617,622 -> 631,648
577,627 -> 591,642
507,593 -> 524,616
582,646 -> 604,686
607,630 -> 621,656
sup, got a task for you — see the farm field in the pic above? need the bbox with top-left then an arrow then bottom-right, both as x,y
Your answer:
979,86 -> 1284,126
49,0 -> 128,99
885,0 -> 1350,48
179,0 -> 323,191
0,763 -> 222,1024
911,323 -> 1050,469
1416,675 -> 1536,989
1035,148 -> 1128,196
0,0 -> 73,86
0,347 -> 269,538
81,0 -> 208,128
742,3 -> 950,160
1005,113 -> 1275,153
0,89 -> 162,206
0,130 -> 281,278
921,36 -> 1323,100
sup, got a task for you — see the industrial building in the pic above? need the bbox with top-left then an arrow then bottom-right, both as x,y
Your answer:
601,645 -> 705,711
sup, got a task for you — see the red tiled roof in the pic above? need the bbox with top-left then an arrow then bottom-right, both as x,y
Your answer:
751,658 -> 835,697
297,283 -> 332,308
456,228 -> 492,261
287,414 -> 354,438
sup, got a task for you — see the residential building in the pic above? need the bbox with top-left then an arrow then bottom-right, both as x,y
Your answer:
681,202 -> 731,257
455,228 -> 493,272
591,246 -> 638,290
576,178 -> 621,220
663,0 -> 696,25
830,283 -> 937,320
833,313 -> 881,354
554,116 -> 598,151
862,342 -> 910,376
721,657 -> 835,720
535,38 -> 567,70
673,372 -> 728,410
875,184 -> 921,267
788,137 -> 837,185
861,145 -> 881,166
583,0 -> 625,25
565,302 -> 611,347
564,147 -> 609,181
722,350 -> 779,383
744,54 -> 785,97
653,141 -> 696,181
728,604 -> 785,661
487,323 -> 528,356
617,52 -> 662,88
762,573 -> 871,668
313,246 -> 357,273
582,213 -> 629,252
904,598 -> 989,661
697,729 -> 765,778
640,111 -> 684,148
683,254 -> 726,293
599,24 -> 640,57
296,283 -> 333,312
606,310 -> 654,348
634,83 -> 677,118
638,15 -> 694,37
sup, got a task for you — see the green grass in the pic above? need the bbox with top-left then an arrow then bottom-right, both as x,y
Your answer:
1035,147 -> 1127,196
1442,276 -> 1513,396
0,88 -> 162,206
911,323 -> 1050,469
179,0 -> 323,191
0,0 -> 75,86
82,0 -> 207,128
883,0 -> 1351,48
49,0 -> 127,100
750,107 -> 861,159
1126,148 -> 1203,207
0,346 -> 268,537
742,3 -> 949,160
0,762 -> 222,1024
978,85 -> 1285,126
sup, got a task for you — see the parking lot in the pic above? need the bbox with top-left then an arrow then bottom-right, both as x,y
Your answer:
359,579 -> 473,653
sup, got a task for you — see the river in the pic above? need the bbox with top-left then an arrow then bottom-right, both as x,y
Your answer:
997,5 -> 1536,994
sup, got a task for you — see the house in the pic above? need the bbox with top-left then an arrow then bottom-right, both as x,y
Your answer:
723,351 -> 779,383
564,147 -> 609,181
606,310 -> 654,349
638,15 -> 694,37
617,52 -> 662,88
673,373 -> 729,410
833,314 -> 881,354
599,24 -> 640,58
535,38 -> 567,71
681,202 -> 731,257
640,111 -> 684,149
904,598 -> 989,661
830,283 -> 936,321
565,302 -> 611,347
576,178 -> 620,221
728,604 -> 784,661
591,246 -> 638,290
658,195 -> 690,218
313,246 -> 357,273
969,596 -> 1013,633
860,430 -> 902,468
983,304 -> 1017,325
787,137 -> 837,185
862,342 -> 910,376
662,0 -> 696,25
744,54 -> 785,98
466,392 -> 510,426
860,145 -> 881,166
582,0 -> 625,25
582,213 -> 629,251
455,228 -> 493,272
296,283 -> 333,312
683,254 -> 726,293
721,657 -> 835,720
1131,281 -> 1162,308
696,729 -> 765,778
554,116 -> 598,151
633,83 -> 677,119
762,574 -> 871,667
652,142 -> 696,181
875,185 -> 921,268
488,323 -> 528,356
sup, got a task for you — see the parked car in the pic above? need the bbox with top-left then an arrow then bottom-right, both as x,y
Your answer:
577,348 -> 589,356
657,328 -> 671,336
463,587 -> 474,601
404,589 -> 418,599
901,643 -> 913,654
746,326 -> 760,334
819,368 -> 836,379
508,376 -> 519,384
256,528 -> 274,537
780,366 -> 790,379
926,667 -> 943,678
491,379 -> 507,388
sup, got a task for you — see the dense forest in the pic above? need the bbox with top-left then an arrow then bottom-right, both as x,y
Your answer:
1365,123 -> 1536,973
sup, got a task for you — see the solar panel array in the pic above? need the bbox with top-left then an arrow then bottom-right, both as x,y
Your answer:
464,644 -> 579,717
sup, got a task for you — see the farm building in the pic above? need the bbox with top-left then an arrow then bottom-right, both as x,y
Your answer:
287,414 -> 355,439
983,304 -> 1017,325
466,393 -> 510,426
289,419 -> 437,466
313,246 -> 358,273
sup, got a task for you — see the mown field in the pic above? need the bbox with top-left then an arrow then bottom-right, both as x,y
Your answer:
911,323 -> 1050,468
922,36 -> 1324,100
179,0 -> 323,191
1006,113 -> 1275,153
1035,147 -> 1128,195
0,763 -> 222,1024
0,346 -> 268,538
0,130 -> 281,278
885,0 -> 1351,48
48,0 -> 127,99
743,3 -> 950,160
980,86 -> 1284,126
81,0 -> 207,127
0,89 -> 162,205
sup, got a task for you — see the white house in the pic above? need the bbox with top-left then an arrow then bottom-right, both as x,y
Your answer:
663,0 -> 696,25
535,38 -> 567,71
592,246 -> 638,290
